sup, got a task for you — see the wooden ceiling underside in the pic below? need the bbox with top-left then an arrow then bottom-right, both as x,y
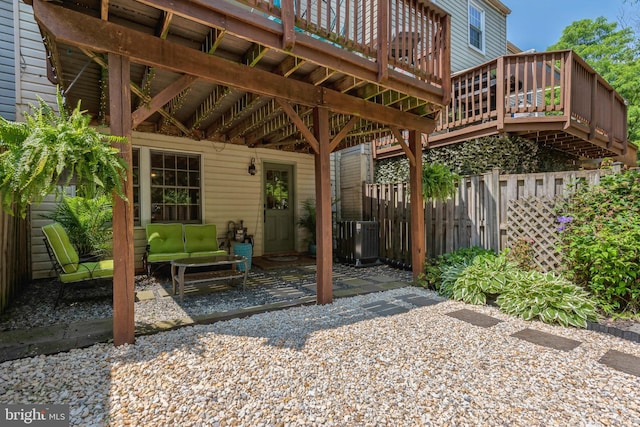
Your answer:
34,0 -> 446,154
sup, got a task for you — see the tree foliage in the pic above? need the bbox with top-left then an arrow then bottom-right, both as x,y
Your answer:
548,17 -> 640,146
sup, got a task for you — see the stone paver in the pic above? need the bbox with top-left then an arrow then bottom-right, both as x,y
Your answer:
362,300 -> 410,317
395,293 -> 442,307
446,308 -> 503,328
511,328 -> 582,352
599,349 -> 640,377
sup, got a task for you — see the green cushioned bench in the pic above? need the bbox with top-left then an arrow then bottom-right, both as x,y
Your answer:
143,223 -> 226,276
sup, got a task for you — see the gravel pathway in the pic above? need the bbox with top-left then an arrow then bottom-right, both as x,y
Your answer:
2,287 -> 639,426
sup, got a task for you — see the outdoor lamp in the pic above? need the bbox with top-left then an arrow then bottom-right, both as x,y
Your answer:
248,158 -> 257,175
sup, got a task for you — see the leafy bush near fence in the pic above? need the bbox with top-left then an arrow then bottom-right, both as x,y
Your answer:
425,249 -> 598,328
418,246 -> 493,293
557,170 -> 640,316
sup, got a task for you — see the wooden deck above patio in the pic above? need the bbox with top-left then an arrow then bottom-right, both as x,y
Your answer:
30,0 -> 451,153
373,50 -> 637,165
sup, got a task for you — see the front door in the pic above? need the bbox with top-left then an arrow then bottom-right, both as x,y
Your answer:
264,163 -> 295,254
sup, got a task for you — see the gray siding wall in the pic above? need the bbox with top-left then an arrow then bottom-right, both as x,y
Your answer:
16,1 -> 57,117
435,0 -> 508,73
0,1 -> 15,120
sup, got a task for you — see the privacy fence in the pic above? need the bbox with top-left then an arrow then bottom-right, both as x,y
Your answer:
363,165 -> 628,270
0,209 -> 30,314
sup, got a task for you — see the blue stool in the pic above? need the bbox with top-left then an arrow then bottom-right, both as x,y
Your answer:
232,242 -> 253,272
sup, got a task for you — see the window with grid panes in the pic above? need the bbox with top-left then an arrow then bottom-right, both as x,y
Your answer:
150,151 -> 201,222
468,2 -> 484,52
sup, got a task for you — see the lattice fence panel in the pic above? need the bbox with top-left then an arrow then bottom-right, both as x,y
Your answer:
507,198 -> 561,272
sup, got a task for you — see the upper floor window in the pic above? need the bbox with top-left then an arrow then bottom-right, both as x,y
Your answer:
150,150 -> 202,223
468,1 -> 485,53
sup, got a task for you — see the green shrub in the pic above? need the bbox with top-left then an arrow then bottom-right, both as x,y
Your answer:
444,251 -> 598,328
557,170 -> 640,315
419,246 -> 494,292
496,271 -> 597,328
505,238 -> 538,271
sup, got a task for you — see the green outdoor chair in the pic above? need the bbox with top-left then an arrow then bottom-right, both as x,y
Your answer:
42,222 -> 114,306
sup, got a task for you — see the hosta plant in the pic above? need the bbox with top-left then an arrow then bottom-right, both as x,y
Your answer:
419,245 -> 494,292
448,252 -> 518,305
447,251 -> 598,328
496,271 -> 598,328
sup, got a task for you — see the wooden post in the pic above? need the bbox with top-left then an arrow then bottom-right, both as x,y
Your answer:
313,106 -> 333,304
108,53 -> 135,346
376,0 -> 389,82
496,56 -> 505,131
408,130 -> 424,279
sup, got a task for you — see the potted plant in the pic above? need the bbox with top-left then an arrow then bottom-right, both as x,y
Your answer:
296,198 -> 317,255
0,88 -> 128,217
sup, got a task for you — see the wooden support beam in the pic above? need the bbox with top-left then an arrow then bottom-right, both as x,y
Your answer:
313,106 -> 333,304
408,130 -> 425,279
108,53 -> 135,346
276,98 -> 319,154
32,1 -> 437,134
280,0 -> 296,50
80,48 -> 193,136
101,0 -> 109,20
329,115 -> 358,152
158,11 -> 174,39
390,126 -> 415,167
132,74 -> 198,128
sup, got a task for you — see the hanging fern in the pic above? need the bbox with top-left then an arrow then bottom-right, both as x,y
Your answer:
422,162 -> 460,201
0,88 -> 128,217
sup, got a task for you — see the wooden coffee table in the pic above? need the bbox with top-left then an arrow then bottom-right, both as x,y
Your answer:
171,255 -> 248,301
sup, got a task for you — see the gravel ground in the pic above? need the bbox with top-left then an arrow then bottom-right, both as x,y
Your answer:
1,286 -> 639,426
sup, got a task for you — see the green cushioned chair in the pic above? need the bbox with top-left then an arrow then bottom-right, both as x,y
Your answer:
184,224 -> 227,258
144,223 -> 189,275
42,223 -> 114,306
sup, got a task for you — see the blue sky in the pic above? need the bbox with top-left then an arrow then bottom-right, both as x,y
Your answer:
502,0 -> 636,51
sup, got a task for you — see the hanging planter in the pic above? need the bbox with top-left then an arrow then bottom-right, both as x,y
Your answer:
0,88 -> 129,217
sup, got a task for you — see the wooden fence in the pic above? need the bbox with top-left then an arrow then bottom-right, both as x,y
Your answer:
363,165 -> 627,267
0,209 -> 30,315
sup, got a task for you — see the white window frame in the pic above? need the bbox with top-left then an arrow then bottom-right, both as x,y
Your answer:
468,0 -> 485,54
135,146 -> 204,227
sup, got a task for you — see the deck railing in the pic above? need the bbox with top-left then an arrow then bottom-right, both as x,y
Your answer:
241,0 -> 450,87
435,50 -> 627,148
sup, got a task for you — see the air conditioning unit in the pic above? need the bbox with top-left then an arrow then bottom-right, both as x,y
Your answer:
336,221 -> 380,267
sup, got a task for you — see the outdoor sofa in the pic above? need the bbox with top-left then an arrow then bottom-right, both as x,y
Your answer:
142,223 -> 226,276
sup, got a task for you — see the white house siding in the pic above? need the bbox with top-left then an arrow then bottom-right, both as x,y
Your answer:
16,1 -> 57,117
31,132 -> 316,279
0,1 -> 15,120
434,0 -> 508,73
